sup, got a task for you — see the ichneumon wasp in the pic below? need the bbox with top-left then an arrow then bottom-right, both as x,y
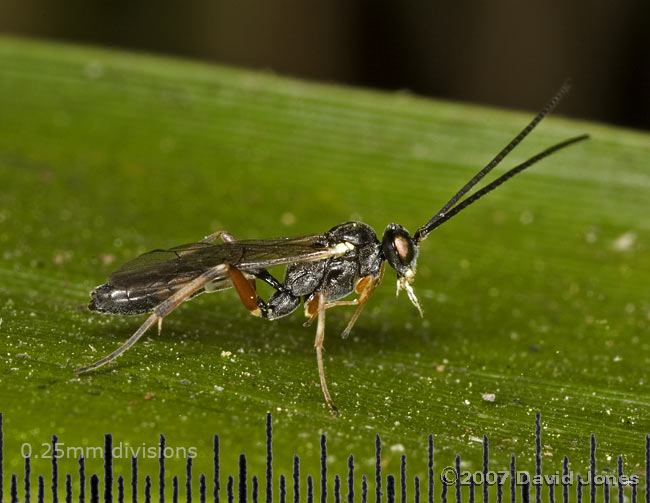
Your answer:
75,82 -> 588,413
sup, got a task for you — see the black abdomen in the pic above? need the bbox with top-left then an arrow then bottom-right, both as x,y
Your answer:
88,283 -> 161,315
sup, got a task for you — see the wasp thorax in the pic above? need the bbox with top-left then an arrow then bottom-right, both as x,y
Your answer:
381,223 -> 418,277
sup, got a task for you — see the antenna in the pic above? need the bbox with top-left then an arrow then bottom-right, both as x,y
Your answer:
413,81 -> 583,243
415,134 -> 589,235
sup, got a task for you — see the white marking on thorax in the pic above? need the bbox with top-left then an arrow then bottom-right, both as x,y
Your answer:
333,241 -> 355,255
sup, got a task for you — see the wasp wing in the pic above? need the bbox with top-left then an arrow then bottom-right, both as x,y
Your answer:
90,233 -> 345,315
108,233 -> 340,286
108,242 -> 228,288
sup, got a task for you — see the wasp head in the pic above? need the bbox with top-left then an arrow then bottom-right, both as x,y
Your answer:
381,223 -> 423,317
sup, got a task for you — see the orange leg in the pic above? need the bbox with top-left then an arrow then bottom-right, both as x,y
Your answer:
303,297 -> 358,327
303,296 -> 320,326
205,231 -> 281,294
227,265 -> 262,317
340,265 -> 384,338
204,231 -> 263,315
304,265 -> 385,336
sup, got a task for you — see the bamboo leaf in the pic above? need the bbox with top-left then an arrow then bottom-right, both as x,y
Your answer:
1,37 -> 649,485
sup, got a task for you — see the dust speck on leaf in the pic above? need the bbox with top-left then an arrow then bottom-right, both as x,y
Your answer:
84,60 -> 104,79
482,393 -> 496,402
611,231 -> 636,251
281,212 -> 296,226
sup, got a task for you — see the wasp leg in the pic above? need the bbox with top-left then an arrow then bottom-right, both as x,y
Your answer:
304,265 -> 385,337
326,300 -> 359,308
227,265 -> 298,320
254,269 -> 283,291
203,231 -> 282,290
303,298 -> 358,327
303,295 -> 321,326
227,265 -> 264,317
75,264 -> 229,376
314,292 -> 338,414
341,267 -> 385,339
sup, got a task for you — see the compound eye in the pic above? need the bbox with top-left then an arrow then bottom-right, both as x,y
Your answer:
382,224 -> 418,275
393,235 -> 411,263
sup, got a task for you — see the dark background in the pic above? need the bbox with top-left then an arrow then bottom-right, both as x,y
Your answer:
2,1 -> 649,130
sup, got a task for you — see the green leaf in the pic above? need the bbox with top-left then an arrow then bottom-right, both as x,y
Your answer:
1,36 -> 649,492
